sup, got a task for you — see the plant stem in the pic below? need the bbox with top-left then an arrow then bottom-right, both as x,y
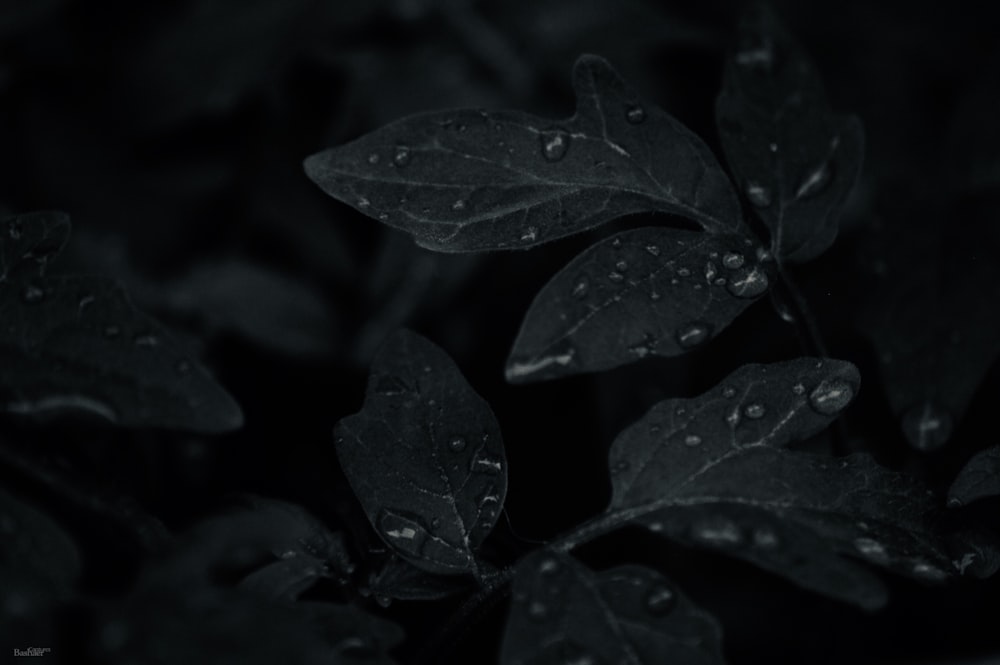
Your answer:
774,260 -> 829,358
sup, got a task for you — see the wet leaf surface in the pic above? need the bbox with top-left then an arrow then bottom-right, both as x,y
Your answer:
334,330 -> 506,575
305,55 -> 743,252
506,227 -> 770,382
601,358 -> 959,609
949,446 -> 1000,507
715,5 -> 864,263
501,551 -> 724,665
0,274 -> 244,433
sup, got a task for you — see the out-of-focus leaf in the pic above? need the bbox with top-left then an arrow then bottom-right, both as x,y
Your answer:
367,554 -> 472,601
305,55 -> 743,252
500,551 -> 724,665
334,330 -> 506,576
144,495 -> 352,588
0,274 -> 243,433
239,554 -> 330,602
715,5 -> 864,263
300,601 -> 404,665
858,206 -> 1000,452
1,211 -> 70,282
949,446 -> 1000,508
164,258 -> 338,359
0,486 -> 80,597
598,358 -> 960,609
506,227 -> 770,382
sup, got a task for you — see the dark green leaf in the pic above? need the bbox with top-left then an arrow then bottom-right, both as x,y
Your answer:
1,211 -> 70,282
948,446 -> 1000,507
0,275 -> 243,433
334,330 -> 506,575
305,55 -> 743,252
715,5 -> 864,263
500,551 -> 724,665
0,486 -> 81,596
601,358 -> 957,609
506,227 -> 770,382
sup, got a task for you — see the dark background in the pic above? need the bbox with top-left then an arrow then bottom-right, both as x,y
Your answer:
2,1 -> 1000,663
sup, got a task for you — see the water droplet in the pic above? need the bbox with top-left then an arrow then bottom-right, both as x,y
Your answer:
726,265 -> 770,298
675,406 -> 687,417
796,163 -> 833,199
676,267 -> 691,277
367,153 -> 380,165
528,600 -> 549,620
615,260 -> 628,272
792,383 -> 806,396
704,262 -> 718,282
628,343 -> 651,358
103,325 -> 121,339
20,284 -> 45,304
808,379 -> 854,415
357,197 -> 371,209
726,408 -> 741,427
684,434 -> 702,447
471,455 -> 503,474
649,291 -> 661,301
8,219 -> 23,239
538,558 -> 560,575
521,226 -> 538,242
676,323 -> 710,349
722,387 -> 737,399
645,244 -> 660,257
540,130 -> 570,162
912,561 -> 947,581
133,333 -> 159,347
608,271 -> 624,283
769,142 -> 778,153
448,436 -> 467,453
744,403 -> 766,419
854,537 -> 889,563
901,402 -> 953,451
611,237 -> 622,249
625,104 -> 646,124
746,181 -> 772,208
571,276 -> 590,299
393,145 -> 411,167
722,252 -> 745,270
752,526 -> 779,548
644,584 -> 676,615
451,199 -> 466,211
693,519 -> 742,545
736,44 -> 774,69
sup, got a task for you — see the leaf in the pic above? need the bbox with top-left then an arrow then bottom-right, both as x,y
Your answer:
305,54 -> 743,252
334,329 -> 506,575
164,258 -> 339,359
601,358 -> 957,609
300,601 -> 405,665
715,5 -> 864,263
500,551 -> 724,665
368,554 -> 472,601
506,227 -> 770,382
0,274 -> 244,433
858,205 -> 1000,452
0,486 -> 81,597
239,555 -> 331,602
0,211 -> 70,282
948,446 -> 1000,508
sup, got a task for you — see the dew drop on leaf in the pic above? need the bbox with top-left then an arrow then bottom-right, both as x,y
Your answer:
807,379 -> 854,415
693,518 -> 742,545
451,199 -> 467,211
704,262 -> 718,281
722,251 -> 745,270
676,323 -> 711,349
643,584 -> 676,616
752,526 -> 779,548
571,276 -> 589,299
795,162 -> 833,199
744,403 -> 766,419
911,561 -> 947,581
645,244 -> 660,257
448,436 -> 467,453
540,130 -> 570,162
853,537 -> 889,563
745,181 -> 772,208
684,434 -> 702,447
769,142 -> 778,153
791,383 -> 806,396
901,402 -> 953,451
367,153 -> 380,165
649,291 -> 661,301
521,226 -> 538,242
358,197 -> 371,209
726,265 -> 770,298
393,145 -> 411,167
625,104 -> 646,124
722,387 -> 737,399
20,284 -> 45,304
676,267 -> 691,277
8,219 -> 23,239
608,271 -> 624,283
527,600 -> 549,620
538,558 -> 560,575
615,260 -> 628,272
